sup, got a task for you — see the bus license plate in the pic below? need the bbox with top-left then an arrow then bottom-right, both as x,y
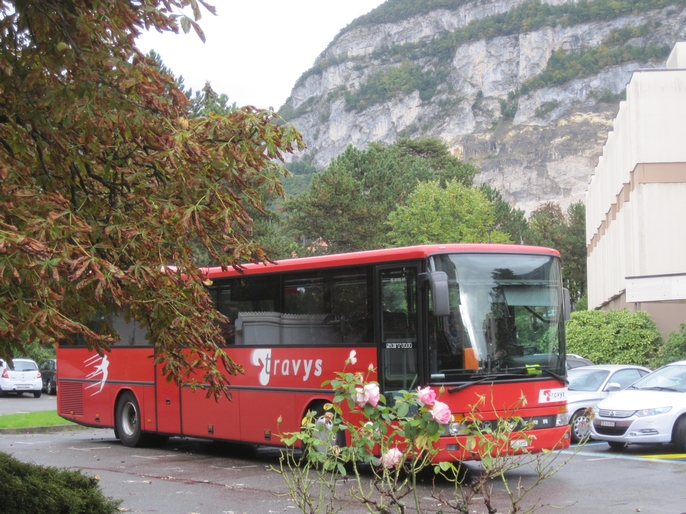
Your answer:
600,421 -> 615,427
511,439 -> 528,449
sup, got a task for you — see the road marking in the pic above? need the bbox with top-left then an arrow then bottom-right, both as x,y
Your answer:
641,454 -> 686,459
68,446 -> 112,451
563,449 -> 686,463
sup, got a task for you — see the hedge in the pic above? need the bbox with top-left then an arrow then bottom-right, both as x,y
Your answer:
565,309 -> 662,366
0,452 -> 121,514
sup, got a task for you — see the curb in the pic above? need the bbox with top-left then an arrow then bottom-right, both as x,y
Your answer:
0,424 -> 88,435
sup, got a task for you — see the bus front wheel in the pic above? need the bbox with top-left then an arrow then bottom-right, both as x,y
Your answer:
116,391 -> 144,447
309,403 -> 345,455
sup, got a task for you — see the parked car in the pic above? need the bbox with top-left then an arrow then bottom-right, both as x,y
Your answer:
39,358 -> 58,395
567,353 -> 594,369
567,364 -> 651,443
591,360 -> 686,450
0,358 -> 43,398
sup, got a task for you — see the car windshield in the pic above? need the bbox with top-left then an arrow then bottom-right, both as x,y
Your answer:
428,253 -> 565,381
630,364 -> 686,392
568,369 -> 609,391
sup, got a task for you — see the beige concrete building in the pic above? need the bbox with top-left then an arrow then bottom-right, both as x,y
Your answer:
586,43 -> 686,338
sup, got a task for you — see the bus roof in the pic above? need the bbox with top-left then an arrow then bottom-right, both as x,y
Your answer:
204,244 -> 560,278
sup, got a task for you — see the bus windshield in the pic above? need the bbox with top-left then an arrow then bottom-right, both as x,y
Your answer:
429,253 -> 564,381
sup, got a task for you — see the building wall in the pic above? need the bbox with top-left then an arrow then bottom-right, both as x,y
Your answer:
586,43 -> 686,337
602,291 -> 686,340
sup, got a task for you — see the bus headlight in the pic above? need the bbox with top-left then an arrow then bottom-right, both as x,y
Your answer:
445,414 -> 470,436
556,405 -> 569,426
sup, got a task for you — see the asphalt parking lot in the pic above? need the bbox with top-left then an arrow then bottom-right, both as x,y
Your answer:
0,393 -> 57,416
2,394 -> 686,513
2,427 -> 686,514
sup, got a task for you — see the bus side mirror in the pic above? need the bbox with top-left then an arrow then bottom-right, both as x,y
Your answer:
563,288 -> 571,321
430,271 -> 450,317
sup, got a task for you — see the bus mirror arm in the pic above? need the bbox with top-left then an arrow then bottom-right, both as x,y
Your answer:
419,271 -> 450,317
563,288 -> 571,321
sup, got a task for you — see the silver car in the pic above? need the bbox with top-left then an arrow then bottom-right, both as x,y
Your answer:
0,358 -> 43,398
567,364 -> 650,443
591,360 -> 686,450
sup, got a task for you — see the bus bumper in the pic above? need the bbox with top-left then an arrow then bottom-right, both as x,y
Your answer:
432,426 -> 571,463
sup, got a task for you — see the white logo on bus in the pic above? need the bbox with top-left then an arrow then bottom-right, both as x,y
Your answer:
84,354 -> 109,396
251,349 -> 322,386
538,387 -> 566,403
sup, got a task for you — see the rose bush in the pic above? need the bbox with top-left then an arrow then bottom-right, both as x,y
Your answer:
417,386 -> 436,405
355,383 -> 381,408
430,401 -> 452,424
275,351 -> 576,514
381,447 -> 403,469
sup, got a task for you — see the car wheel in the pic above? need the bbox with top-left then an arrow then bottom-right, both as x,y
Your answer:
116,391 -> 145,447
46,379 -> 55,396
673,417 -> 686,452
608,441 -> 627,451
570,410 -> 591,444
33,390 -> 42,398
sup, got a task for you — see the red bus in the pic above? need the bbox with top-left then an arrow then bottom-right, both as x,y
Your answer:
57,244 -> 571,461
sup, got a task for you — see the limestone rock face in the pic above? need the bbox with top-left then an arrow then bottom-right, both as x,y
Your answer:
281,0 -> 686,213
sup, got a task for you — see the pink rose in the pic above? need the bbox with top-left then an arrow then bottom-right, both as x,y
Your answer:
417,386 -> 436,405
430,401 -> 452,424
382,447 -> 403,469
355,383 -> 380,408
347,350 -> 357,365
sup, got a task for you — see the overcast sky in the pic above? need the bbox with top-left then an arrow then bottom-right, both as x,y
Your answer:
136,1 -> 386,110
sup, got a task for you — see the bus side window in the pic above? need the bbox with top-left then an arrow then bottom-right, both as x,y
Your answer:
209,282 -> 237,345
332,269 -> 373,345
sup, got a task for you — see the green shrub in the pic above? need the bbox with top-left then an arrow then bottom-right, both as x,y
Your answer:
650,323 -> 686,369
534,100 -> 559,118
0,452 -> 121,514
565,309 -> 662,366
343,63 -> 445,111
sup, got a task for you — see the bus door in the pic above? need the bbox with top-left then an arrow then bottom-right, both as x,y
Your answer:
155,363 -> 182,435
378,266 -> 419,394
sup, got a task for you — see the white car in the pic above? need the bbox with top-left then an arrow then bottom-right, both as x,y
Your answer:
0,358 -> 43,398
567,364 -> 650,443
591,360 -> 686,450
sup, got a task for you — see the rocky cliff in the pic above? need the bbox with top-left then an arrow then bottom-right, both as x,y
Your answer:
280,0 -> 686,213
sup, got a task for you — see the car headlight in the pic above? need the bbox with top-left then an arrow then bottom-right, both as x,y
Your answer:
635,407 -> 672,417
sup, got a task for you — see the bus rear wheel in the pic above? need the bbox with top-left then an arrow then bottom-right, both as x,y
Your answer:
116,391 -> 144,447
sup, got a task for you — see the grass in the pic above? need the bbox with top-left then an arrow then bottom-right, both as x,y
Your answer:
0,410 -> 74,429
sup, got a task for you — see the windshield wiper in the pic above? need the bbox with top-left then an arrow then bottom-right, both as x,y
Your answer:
448,368 -> 567,393
448,373 -> 526,393
638,386 -> 681,392
540,368 -> 568,385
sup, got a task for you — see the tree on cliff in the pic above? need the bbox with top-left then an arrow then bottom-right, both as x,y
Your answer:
0,0 -> 303,398
284,138 -> 479,252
